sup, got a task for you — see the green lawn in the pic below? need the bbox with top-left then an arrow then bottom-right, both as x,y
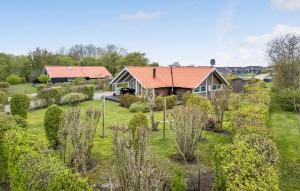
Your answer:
26,100 -> 232,184
268,94 -> 300,191
8,83 -> 37,96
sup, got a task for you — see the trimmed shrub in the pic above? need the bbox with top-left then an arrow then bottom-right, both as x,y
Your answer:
128,113 -> 149,130
38,74 -> 49,83
235,125 -> 273,140
155,96 -> 164,111
232,104 -> 268,129
6,74 -> 21,85
0,91 -> 8,111
38,86 -> 63,105
213,143 -> 280,191
186,94 -> 212,112
10,94 -> 30,119
12,115 -> 28,128
0,82 -> 10,89
120,94 -> 140,108
74,77 -> 84,85
235,134 -> 278,164
3,128 -> 92,191
166,95 -> 177,109
129,101 -> 149,113
182,91 -> 193,105
84,85 -> 95,100
62,93 -> 85,105
44,104 -> 64,149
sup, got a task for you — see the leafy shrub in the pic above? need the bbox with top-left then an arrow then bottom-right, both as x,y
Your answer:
235,125 -> 273,140
182,91 -> 193,105
277,88 -> 300,111
0,82 -> 10,89
0,91 -> 8,111
232,104 -> 268,129
38,86 -> 63,105
10,94 -> 30,119
6,74 -> 22,85
12,115 -> 28,128
213,143 -> 280,191
70,85 -> 95,100
243,93 -> 270,107
36,84 -> 47,92
38,74 -> 49,83
235,134 -> 278,164
74,77 -> 84,85
166,95 -> 177,109
62,93 -> 85,105
120,94 -> 140,108
3,128 -> 92,191
128,113 -> 149,130
129,101 -> 149,113
44,104 -> 64,149
186,94 -> 212,112
84,85 -> 95,100
155,96 -> 164,111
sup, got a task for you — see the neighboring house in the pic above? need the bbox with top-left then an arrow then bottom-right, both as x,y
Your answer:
42,66 -> 112,83
231,77 -> 251,93
225,66 -> 263,75
110,66 -> 229,100
215,67 -> 233,75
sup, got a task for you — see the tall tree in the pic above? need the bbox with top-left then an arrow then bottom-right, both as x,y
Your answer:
121,52 -> 149,67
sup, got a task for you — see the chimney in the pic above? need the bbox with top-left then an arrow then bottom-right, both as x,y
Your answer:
153,68 -> 156,78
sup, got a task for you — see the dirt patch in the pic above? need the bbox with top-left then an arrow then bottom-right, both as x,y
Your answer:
186,170 -> 213,191
170,154 -> 199,164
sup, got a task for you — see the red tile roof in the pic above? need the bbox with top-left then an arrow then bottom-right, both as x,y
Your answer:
44,66 -> 112,78
126,66 -> 216,89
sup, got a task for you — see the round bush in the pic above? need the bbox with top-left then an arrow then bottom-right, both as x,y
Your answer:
186,94 -> 212,111
155,96 -> 164,111
10,94 -> 30,119
129,101 -> 149,113
0,82 -> 10,89
85,85 -> 95,100
120,94 -> 140,108
128,113 -> 149,130
166,95 -> 177,109
37,74 -> 49,83
44,104 -> 64,149
6,74 -> 21,85
62,93 -> 85,105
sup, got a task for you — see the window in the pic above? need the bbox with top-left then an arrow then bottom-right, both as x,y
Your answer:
68,77 -> 75,82
212,84 -> 222,91
194,85 -> 206,93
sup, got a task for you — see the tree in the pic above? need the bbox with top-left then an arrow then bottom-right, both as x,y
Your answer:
267,34 -> 300,89
44,104 -> 64,149
143,89 -> 158,131
121,52 -> 149,67
10,94 -> 30,119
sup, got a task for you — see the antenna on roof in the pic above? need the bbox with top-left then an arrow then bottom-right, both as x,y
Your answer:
210,59 -> 216,67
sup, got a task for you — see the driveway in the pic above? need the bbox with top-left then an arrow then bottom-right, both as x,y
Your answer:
255,73 -> 269,80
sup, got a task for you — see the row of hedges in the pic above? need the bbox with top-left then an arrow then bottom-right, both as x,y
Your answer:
37,84 -> 95,106
213,81 -> 280,190
0,113 -> 91,190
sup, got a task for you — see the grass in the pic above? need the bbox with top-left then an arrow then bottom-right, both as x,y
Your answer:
8,83 -> 37,96
268,93 -> 300,191
26,100 -> 232,184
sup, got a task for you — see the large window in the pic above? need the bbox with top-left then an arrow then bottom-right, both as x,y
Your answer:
212,84 -> 222,91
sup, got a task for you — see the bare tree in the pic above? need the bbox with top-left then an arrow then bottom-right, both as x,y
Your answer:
211,88 -> 230,131
143,88 -> 159,131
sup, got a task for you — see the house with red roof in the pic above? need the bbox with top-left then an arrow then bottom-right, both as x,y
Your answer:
42,66 -> 112,83
110,66 -> 229,99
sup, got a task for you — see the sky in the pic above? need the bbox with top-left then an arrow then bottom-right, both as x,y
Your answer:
0,0 -> 300,67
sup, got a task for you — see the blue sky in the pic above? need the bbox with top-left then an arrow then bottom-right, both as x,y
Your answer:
0,0 -> 300,66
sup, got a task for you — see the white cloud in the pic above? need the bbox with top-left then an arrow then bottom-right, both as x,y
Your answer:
272,0 -> 300,11
116,11 -> 163,22
215,24 -> 300,66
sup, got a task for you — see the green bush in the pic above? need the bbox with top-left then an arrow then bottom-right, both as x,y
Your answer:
213,143 -> 280,191
38,74 -> 50,83
6,74 -> 22,85
3,128 -> 92,191
62,93 -> 85,105
0,82 -> 10,89
277,88 -> 300,111
171,171 -> 186,191
84,85 -> 95,100
12,115 -> 28,128
155,96 -> 164,111
129,101 -> 149,113
182,91 -> 193,105
235,126 -> 273,140
10,94 -> 30,119
120,94 -> 140,108
36,84 -> 47,92
166,95 -> 177,109
74,77 -> 84,85
44,104 -> 64,149
0,91 -> 8,111
235,134 -> 278,164
38,86 -> 63,105
186,94 -> 212,111
128,113 -> 149,130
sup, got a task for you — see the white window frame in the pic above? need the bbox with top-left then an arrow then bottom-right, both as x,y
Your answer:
212,84 -> 222,91
194,85 -> 207,93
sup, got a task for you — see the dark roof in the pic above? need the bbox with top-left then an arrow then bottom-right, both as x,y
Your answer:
215,67 -> 232,74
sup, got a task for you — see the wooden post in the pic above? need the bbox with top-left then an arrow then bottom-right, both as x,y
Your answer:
101,96 -> 105,138
163,98 -> 166,140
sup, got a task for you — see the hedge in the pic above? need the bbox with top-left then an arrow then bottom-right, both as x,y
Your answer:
277,88 -> 300,111
0,91 -> 8,111
0,82 -> 10,89
2,127 -> 92,190
129,101 -> 149,113
155,95 -> 177,111
186,94 -> 212,112
38,86 -> 63,105
213,143 -> 279,191
44,104 -> 64,149
10,94 -> 30,119
61,93 -> 85,105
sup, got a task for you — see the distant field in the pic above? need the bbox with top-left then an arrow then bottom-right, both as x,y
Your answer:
8,83 -> 37,96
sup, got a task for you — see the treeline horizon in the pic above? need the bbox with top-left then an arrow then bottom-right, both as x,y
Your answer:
0,44 -> 159,82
